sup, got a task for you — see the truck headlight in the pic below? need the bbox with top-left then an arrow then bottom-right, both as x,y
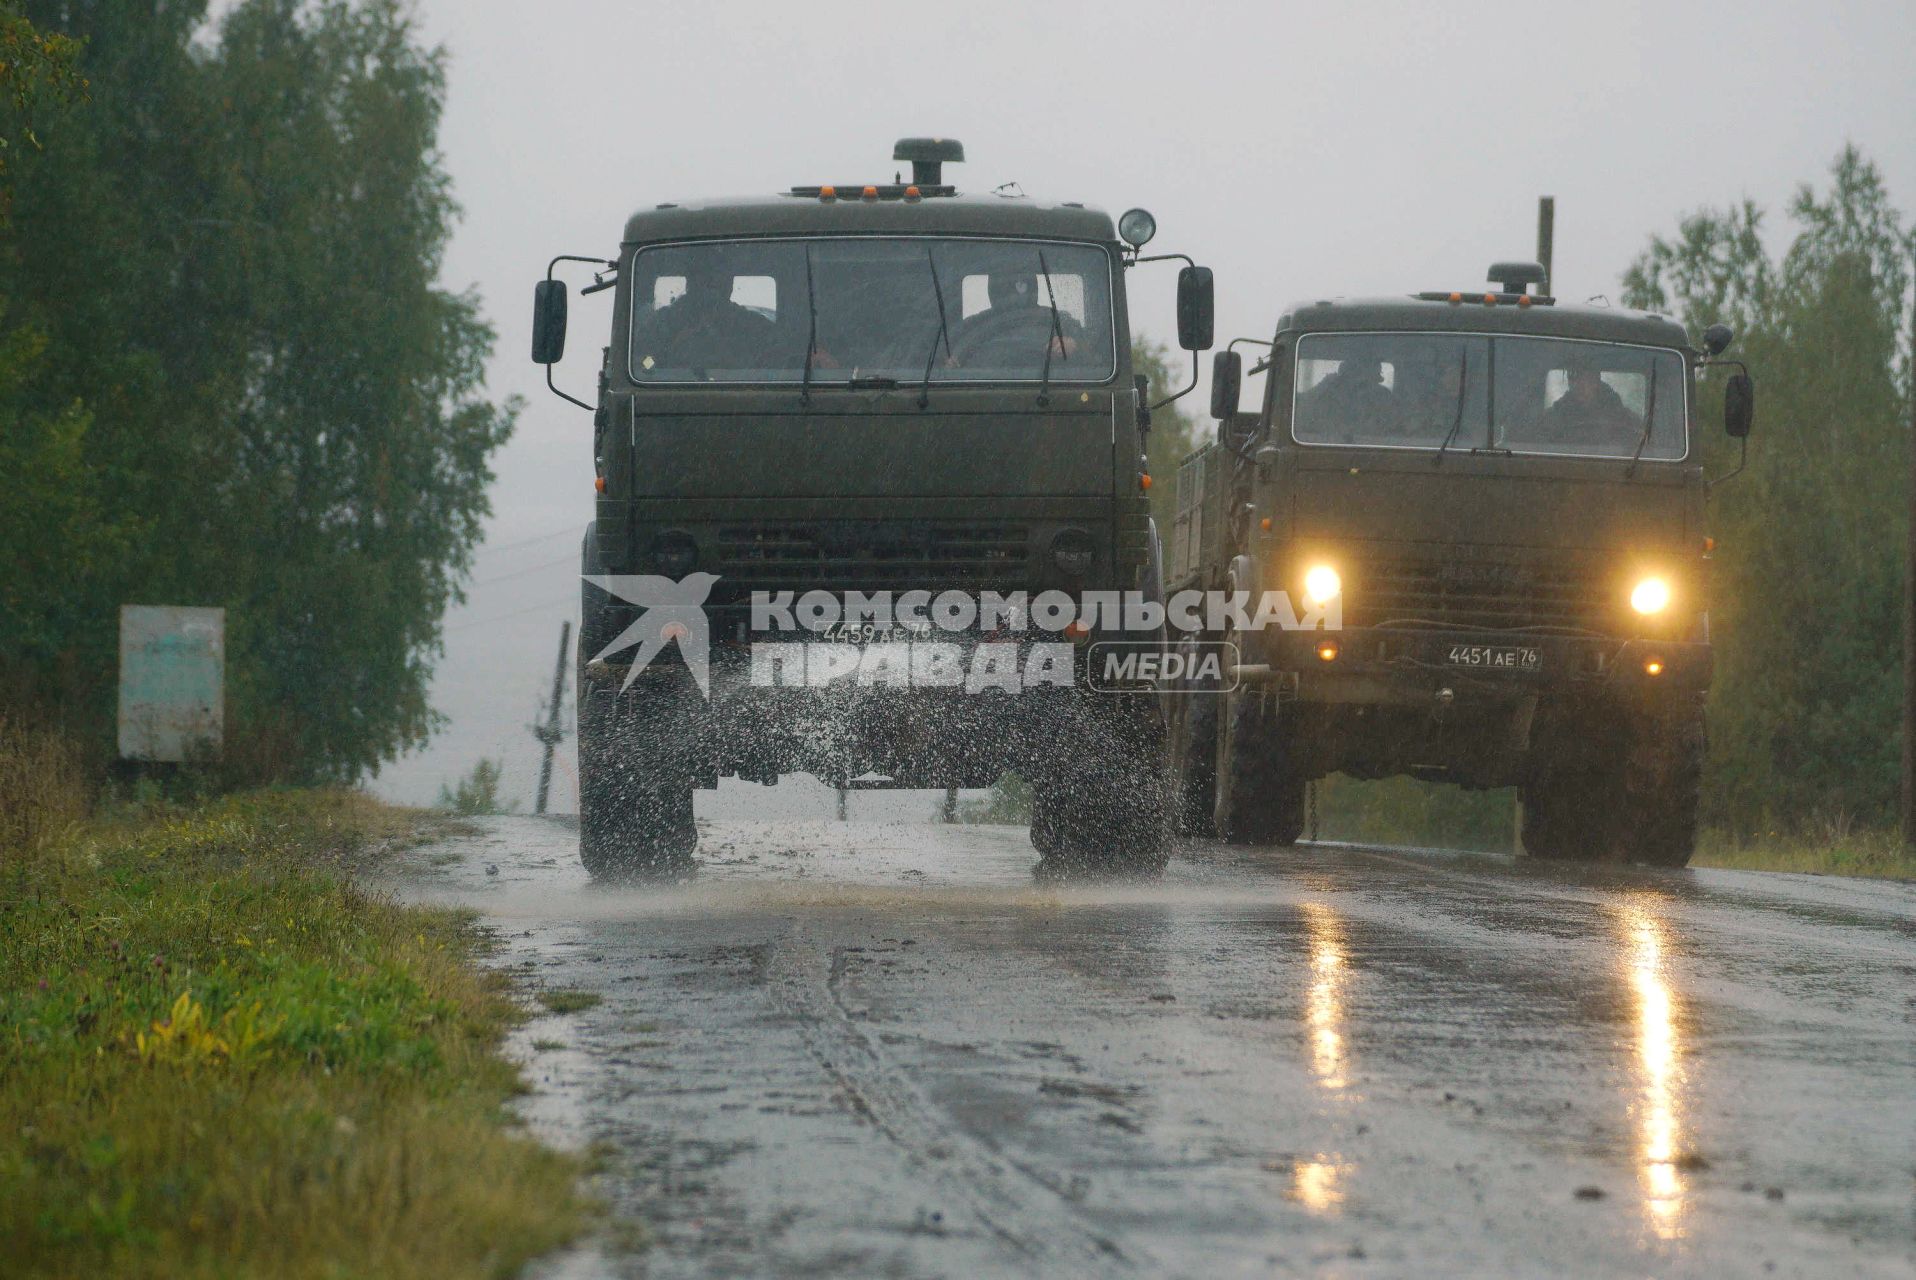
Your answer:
652,530 -> 699,579
1050,528 -> 1095,577
1630,576 -> 1671,615
1303,564 -> 1342,606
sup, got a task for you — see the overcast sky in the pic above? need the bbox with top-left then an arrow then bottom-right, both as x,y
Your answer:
370,0 -> 1916,810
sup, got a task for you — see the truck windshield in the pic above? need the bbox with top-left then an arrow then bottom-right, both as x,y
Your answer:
1292,333 -> 1686,461
627,237 -> 1116,385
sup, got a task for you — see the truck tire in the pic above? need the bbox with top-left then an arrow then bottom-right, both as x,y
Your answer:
575,534 -> 700,880
1520,703 -> 1702,867
1030,698 -> 1169,877
1519,768 -> 1615,862
577,685 -> 700,880
1213,690 -> 1305,846
1618,703 -> 1704,868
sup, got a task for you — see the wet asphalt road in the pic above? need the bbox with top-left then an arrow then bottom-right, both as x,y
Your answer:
386,816 -> 1916,1278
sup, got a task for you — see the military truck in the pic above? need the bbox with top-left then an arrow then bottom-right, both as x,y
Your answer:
1166,263 -> 1754,866
530,139 -> 1214,878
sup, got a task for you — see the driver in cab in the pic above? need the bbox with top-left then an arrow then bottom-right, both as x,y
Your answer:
640,260 -> 776,374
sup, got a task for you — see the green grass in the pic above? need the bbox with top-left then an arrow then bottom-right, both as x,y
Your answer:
1313,775 -> 1519,853
537,990 -> 603,1015
0,789 -> 594,1279
1692,827 -> 1915,879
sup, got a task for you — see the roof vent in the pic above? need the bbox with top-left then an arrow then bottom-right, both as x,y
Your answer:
1488,261 -> 1547,295
893,137 -> 964,187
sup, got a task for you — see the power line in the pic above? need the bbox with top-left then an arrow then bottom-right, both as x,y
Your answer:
469,553 -> 577,587
476,524 -> 585,556
444,594 -> 576,633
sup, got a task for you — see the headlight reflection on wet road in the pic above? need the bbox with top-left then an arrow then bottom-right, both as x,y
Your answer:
1302,901 -> 1349,1092
1291,901 -> 1352,1214
1621,901 -> 1688,1241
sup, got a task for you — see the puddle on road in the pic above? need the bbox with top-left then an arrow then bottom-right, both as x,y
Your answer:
395,815 -> 1357,926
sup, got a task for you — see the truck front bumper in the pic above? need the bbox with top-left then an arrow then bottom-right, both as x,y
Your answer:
1242,627 -> 1711,704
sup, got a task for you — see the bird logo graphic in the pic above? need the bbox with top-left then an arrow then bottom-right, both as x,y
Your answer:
583,572 -> 720,696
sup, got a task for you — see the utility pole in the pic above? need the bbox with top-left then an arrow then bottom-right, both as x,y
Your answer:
1536,196 -> 1555,296
942,784 -> 958,823
533,619 -> 571,816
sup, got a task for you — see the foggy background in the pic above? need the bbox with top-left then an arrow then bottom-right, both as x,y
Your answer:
369,0 -> 1916,814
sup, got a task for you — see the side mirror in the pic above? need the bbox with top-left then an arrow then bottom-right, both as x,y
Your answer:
1724,372 -> 1753,438
531,279 -> 569,365
1176,265 -> 1215,352
1210,350 -> 1242,420
1701,323 -> 1734,357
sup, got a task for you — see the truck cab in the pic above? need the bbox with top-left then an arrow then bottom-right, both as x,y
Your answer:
1168,264 -> 1753,866
532,140 -> 1214,878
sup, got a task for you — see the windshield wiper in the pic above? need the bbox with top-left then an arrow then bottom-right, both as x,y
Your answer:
1625,360 -> 1660,475
800,244 -> 819,406
1035,248 -> 1067,407
1433,351 -> 1471,464
917,244 -> 954,409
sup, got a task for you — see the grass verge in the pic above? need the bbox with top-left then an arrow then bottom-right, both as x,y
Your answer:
0,788 -> 593,1278
1691,827 -> 1916,879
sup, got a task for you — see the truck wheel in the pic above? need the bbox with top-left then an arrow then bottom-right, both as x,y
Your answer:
1029,785 -> 1064,858
577,692 -> 700,880
1618,704 -> 1704,868
1030,699 -> 1169,877
1521,704 -> 1703,868
1519,768 -> 1615,862
576,526 -> 700,880
1169,695 -> 1219,838
1212,690 -> 1305,846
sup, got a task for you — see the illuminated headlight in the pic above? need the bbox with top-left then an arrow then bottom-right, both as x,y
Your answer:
1303,564 -> 1342,606
1630,576 -> 1672,615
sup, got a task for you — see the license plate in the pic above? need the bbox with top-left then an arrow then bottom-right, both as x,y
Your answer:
1446,644 -> 1541,671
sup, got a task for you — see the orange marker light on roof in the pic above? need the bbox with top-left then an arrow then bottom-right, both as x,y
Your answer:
1517,294 -> 1533,308
1447,292 -> 1463,304
1483,293 -> 1498,306
904,185 -> 921,200
819,185 -> 836,200
862,185 -> 878,200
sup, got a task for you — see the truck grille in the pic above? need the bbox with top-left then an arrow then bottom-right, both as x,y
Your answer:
1347,552 -> 1614,633
711,520 -> 1031,595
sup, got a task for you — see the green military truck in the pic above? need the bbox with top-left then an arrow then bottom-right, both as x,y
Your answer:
530,139 -> 1214,878
1166,263 -> 1754,866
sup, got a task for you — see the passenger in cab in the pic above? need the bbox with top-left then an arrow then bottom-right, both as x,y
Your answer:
648,261 -> 777,373
1298,354 -> 1394,429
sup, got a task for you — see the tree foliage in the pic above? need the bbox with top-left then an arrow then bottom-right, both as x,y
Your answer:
1,1 -> 513,781
1623,145 -> 1913,832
